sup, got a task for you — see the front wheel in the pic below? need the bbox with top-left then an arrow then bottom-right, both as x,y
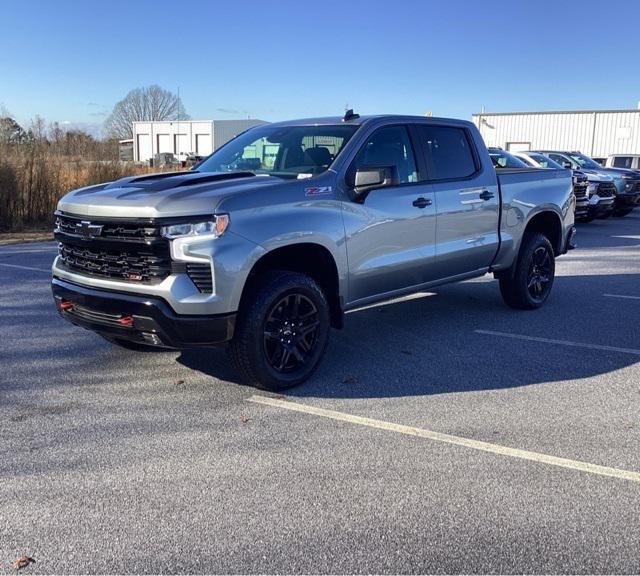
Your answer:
613,208 -> 633,217
499,233 -> 555,310
228,271 -> 331,391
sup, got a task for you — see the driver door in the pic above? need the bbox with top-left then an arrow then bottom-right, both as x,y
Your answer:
343,125 -> 437,305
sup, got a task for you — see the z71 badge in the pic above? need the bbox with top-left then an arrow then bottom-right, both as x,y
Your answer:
304,186 -> 333,196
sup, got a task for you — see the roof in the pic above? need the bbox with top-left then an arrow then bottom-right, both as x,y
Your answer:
473,108 -> 640,117
266,114 -> 473,127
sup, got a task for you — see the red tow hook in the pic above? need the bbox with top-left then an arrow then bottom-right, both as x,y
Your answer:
118,315 -> 135,327
59,299 -> 74,311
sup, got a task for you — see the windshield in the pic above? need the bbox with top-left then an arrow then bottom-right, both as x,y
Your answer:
529,153 -> 563,169
568,152 -> 603,170
489,149 -> 528,168
196,124 -> 359,178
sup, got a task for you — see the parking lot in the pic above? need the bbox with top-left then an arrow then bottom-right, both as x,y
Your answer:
1,213 -> 639,574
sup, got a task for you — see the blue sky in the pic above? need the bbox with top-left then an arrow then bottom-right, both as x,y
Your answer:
2,0 -> 639,134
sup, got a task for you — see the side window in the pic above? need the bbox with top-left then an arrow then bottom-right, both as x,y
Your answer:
548,153 -> 569,167
417,126 -> 477,180
350,126 -> 418,184
613,156 -> 632,168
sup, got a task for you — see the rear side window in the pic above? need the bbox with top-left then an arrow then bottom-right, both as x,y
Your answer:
417,126 -> 477,180
613,156 -> 633,168
548,153 -> 570,167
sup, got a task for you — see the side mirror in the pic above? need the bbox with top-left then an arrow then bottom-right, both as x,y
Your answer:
562,161 -> 572,169
352,165 -> 399,201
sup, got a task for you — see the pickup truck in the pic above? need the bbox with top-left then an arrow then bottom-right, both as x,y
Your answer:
512,151 -> 590,221
52,113 -> 575,390
536,150 -> 640,217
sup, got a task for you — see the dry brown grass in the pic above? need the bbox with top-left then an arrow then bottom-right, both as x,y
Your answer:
0,146 -> 182,231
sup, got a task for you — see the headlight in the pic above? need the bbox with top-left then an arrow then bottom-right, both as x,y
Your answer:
587,182 -> 598,195
161,215 -> 229,239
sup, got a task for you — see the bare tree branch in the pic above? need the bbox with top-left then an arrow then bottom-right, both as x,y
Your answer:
104,85 -> 189,139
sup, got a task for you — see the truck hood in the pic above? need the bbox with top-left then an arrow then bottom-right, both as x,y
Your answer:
587,166 -> 639,180
57,171 -> 280,218
578,169 -> 614,183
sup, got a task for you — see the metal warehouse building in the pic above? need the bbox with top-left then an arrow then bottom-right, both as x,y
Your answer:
472,107 -> 640,158
132,119 -> 268,162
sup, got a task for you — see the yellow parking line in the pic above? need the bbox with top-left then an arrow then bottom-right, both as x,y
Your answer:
247,395 -> 640,484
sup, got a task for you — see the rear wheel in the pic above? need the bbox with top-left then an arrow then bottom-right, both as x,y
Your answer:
228,271 -> 331,391
499,233 -> 555,310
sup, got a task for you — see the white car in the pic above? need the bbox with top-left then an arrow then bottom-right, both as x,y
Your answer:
605,154 -> 640,170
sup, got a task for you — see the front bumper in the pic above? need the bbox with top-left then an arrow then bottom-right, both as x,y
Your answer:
52,277 -> 236,348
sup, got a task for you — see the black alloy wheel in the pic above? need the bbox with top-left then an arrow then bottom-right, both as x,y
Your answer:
527,246 -> 553,302
263,293 -> 321,373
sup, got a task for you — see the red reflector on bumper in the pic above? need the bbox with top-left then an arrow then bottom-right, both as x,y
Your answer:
118,315 -> 134,326
59,299 -> 74,310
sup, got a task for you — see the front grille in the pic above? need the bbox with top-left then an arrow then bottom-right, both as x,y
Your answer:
55,213 -> 171,284
573,182 -> 588,200
186,263 -> 213,293
58,243 -> 171,282
597,182 -> 616,198
628,181 -> 640,193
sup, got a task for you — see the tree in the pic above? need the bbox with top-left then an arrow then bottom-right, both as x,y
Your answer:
104,85 -> 189,139
0,116 -> 25,144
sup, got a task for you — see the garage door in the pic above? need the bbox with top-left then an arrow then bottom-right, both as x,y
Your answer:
136,134 -> 151,162
506,142 -> 531,153
174,133 -> 189,154
196,134 -> 212,155
157,134 -> 172,153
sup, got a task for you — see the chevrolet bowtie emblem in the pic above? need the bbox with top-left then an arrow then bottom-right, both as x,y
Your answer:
76,220 -> 103,239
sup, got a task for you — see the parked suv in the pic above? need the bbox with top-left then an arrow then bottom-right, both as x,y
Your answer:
513,151 -> 589,220
536,150 -> 640,217
52,114 -> 574,390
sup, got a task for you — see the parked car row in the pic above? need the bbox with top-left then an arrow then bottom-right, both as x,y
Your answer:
487,147 -> 640,222
150,152 -> 205,168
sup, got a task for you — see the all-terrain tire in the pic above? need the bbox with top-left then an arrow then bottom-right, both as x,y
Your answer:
227,271 -> 331,391
499,233 -> 555,310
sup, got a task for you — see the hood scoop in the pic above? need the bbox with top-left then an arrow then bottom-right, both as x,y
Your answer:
173,172 -> 256,187
128,171 -> 194,183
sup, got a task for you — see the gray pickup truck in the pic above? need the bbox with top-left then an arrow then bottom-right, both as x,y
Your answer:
52,113 -> 575,390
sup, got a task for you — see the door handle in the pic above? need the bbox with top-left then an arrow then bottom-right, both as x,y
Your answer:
479,190 -> 494,201
412,197 -> 432,209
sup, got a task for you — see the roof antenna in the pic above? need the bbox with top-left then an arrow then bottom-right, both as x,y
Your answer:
342,108 -> 359,122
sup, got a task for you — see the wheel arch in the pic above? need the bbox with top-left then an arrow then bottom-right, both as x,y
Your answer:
238,242 -> 344,329
522,209 -> 564,255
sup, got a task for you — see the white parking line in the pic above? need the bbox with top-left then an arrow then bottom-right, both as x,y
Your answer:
0,262 -> 50,273
475,329 -> 640,356
247,395 -> 640,483
604,293 -> 640,301
0,250 -> 58,256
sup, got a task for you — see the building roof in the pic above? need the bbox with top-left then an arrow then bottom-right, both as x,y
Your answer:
472,108 -> 640,117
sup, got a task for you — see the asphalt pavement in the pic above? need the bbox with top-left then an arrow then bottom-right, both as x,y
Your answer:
1,213 -> 639,574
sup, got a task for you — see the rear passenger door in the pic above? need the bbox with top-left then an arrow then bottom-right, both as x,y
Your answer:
414,124 -> 500,278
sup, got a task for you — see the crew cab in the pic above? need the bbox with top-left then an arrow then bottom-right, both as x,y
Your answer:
52,113 -> 575,390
